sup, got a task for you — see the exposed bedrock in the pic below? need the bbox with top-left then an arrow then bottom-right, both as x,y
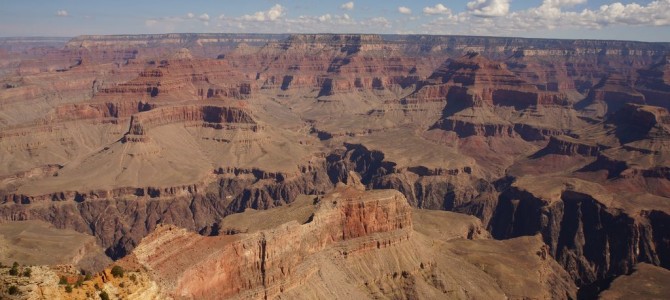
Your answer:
489,186 -> 670,286
132,187 -> 414,299
1,141 -> 486,261
216,164 -> 334,213
121,184 -> 579,299
126,104 -> 257,136
438,119 -> 516,138
326,143 -> 490,212
534,136 -> 605,157
52,99 -> 155,121
0,164 -> 334,259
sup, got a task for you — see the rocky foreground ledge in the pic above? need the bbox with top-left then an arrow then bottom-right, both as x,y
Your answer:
2,185 -> 581,299
105,186 -> 577,299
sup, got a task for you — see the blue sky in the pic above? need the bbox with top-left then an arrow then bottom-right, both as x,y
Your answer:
1,1 -> 669,41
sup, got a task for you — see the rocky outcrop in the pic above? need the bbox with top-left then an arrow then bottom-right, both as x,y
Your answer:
488,183 -> 670,287
0,163 -> 334,258
132,187 -> 413,299
52,100 -> 155,122
125,105 -> 257,136
536,135 -> 605,157
0,220 -> 111,272
96,54 -> 255,101
123,187 -> 576,299
327,143 -> 485,211
598,263 -> 670,299
412,53 -> 580,140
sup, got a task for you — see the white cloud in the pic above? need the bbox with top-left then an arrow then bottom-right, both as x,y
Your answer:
421,0 -> 670,37
364,17 -> 391,28
318,14 -> 332,22
542,0 -> 587,8
467,0 -> 510,17
241,4 -> 285,21
423,4 -> 452,15
143,0 -> 670,38
398,7 -> 412,15
56,10 -> 68,17
341,2 -> 354,10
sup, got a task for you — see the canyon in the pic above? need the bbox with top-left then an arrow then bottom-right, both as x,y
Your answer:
0,33 -> 669,299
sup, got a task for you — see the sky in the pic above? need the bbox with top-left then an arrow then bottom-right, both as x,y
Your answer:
0,0 -> 669,42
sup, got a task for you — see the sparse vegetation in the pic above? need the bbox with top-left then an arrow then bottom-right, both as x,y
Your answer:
119,282 -> 125,288
65,284 -> 73,293
99,291 -> 110,300
111,265 -> 124,278
94,283 -> 100,290
8,285 -> 19,295
75,276 -> 84,287
130,274 -> 137,283
23,267 -> 31,277
9,262 -> 20,276
85,273 -> 92,281
59,275 -> 68,285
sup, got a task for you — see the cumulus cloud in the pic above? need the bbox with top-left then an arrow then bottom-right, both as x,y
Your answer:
341,2 -> 354,10
144,0 -> 670,38
364,17 -> 391,28
542,0 -> 587,8
56,10 -> 68,17
423,4 -> 452,15
467,0 -> 510,17
241,4 -> 285,21
398,6 -> 412,15
518,0 -> 670,29
421,0 -> 670,36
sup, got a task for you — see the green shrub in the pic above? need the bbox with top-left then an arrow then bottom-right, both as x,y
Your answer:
23,267 -> 31,277
110,265 -> 124,278
8,285 -> 19,295
8,266 -> 18,276
65,285 -> 73,293
99,291 -> 110,300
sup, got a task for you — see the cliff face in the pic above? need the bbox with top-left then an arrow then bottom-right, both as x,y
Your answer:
121,187 -> 576,299
489,184 -> 670,285
133,187 -> 412,299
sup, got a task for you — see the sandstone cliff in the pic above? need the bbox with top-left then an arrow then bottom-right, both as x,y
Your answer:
121,187 -> 576,299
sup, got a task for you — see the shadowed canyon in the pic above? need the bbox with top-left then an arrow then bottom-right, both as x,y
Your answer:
0,33 -> 669,299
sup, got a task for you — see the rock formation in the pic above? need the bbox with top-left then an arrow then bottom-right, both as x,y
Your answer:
118,187 -> 576,299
